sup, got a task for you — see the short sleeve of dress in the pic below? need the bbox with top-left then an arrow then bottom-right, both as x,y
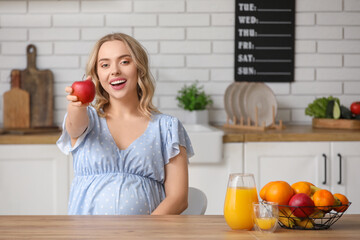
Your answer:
56,106 -> 96,155
163,116 -> 194,165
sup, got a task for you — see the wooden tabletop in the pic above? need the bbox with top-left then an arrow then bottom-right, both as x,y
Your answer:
0,215 -> 359,239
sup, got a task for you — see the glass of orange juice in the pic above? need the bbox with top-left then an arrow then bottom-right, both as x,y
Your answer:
253,202 -> 279,233
224,173 -> 259,230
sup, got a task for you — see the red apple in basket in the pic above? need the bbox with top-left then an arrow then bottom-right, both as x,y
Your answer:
71,78 -> 96,104
289,193 -> 315,218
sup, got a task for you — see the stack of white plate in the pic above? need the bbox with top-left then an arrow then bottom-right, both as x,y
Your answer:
224,82 -> 278,127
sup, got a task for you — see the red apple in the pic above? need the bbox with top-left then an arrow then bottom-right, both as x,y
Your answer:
289,193 -> 315,218
71,79 -> 96,104
350,102 -> 360,115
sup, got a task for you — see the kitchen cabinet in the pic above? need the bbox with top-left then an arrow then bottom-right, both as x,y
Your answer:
331,142 -> 360,214
1,127 -> 359,215
245,142 -> 329,189
188,143 -> 243,215
0,145 -> 70,215
0,143 -> 240,216
244,141 -> 360,214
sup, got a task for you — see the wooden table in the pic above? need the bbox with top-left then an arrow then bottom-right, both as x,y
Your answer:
0,215 -> 359,239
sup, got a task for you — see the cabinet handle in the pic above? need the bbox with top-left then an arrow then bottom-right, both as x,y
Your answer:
337,153 -> 342,185
322,154 -> 327,185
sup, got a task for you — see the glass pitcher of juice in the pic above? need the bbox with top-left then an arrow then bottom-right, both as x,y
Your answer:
224,173 -> 259,230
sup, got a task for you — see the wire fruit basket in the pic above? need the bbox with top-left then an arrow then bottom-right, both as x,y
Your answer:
278,202 -> 351,230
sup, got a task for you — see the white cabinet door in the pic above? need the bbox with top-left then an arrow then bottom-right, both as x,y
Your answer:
244,142 -> 330,192
0,145 -> 70,215
331,141 -> 360,214
188,143 -> 243,215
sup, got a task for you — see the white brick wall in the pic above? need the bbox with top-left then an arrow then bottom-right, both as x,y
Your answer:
1,15 -> 51,27
0,1 -> 27,13
29,1 -> 80,13
0,0 -> 359,126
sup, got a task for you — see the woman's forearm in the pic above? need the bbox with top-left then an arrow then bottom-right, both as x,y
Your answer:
152,146 -> 189,215
151,195 -> 188,215
65,104 -> 89,139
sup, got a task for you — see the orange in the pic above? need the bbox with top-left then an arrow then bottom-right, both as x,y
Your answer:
260,181 -> 278,200
312,189 -> 335,212
302,181 -> 315,186
263,181 -> 294,205
291,182 -> 312,196
333,193 -> 349,212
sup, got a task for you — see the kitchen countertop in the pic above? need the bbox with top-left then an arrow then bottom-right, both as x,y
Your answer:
0,214 -> 358,239
0,131 -> 61,144
220,124 -> 360,142
1,124 -> 360,144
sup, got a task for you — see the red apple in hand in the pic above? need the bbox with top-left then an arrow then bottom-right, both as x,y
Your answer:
350,102 -> 360,115
71,78 -> 96,104
289,193 -> 315,218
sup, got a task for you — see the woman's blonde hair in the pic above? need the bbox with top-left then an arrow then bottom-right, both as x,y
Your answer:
86,33 -> 159,118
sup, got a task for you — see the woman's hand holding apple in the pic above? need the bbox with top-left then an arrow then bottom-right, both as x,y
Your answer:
66,86 -> 85,107
66,77 -> 96,107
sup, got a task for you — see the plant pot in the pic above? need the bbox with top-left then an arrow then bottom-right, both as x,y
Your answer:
184,110 -> 209,124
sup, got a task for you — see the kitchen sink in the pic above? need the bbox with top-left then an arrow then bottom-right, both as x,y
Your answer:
183,124 -> 224,164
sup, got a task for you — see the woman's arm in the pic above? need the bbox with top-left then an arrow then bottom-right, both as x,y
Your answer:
151,146 -> 189,215
65,86 -> 89,145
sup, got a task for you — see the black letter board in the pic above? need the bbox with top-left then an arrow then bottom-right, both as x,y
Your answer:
235,0 -> 295,82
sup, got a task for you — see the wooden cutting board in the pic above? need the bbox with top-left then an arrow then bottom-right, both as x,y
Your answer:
313,118 -> 360,130
18,44 -> 54,127
3,70 -> 30,129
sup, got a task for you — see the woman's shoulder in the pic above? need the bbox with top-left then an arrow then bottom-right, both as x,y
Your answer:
86,105 -> 103,127
151,112 -> 179,125
150,113 -> 186,134
87,105 -> 102,118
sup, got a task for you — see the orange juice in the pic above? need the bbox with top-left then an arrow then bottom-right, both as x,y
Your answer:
255,217 -> 277,230
224,187 -> 259,230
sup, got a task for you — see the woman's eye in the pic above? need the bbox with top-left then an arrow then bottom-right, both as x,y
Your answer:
101,63 -> 109,68
121,60 -> 130,64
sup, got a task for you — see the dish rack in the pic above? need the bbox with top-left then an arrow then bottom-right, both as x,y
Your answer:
223,105 -> 285,131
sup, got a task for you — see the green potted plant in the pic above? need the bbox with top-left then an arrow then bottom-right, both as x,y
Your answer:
176,82 -> 213,124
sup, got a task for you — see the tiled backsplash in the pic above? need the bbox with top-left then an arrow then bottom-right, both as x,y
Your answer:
0,0 -> 359,126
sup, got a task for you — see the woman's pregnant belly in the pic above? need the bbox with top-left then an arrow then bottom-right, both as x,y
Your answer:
68,172 -> 163,215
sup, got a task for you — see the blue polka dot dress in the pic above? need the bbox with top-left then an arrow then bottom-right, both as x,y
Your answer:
57,106 -> 194,215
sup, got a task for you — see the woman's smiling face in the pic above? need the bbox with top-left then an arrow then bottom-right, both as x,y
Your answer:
97,40 -> 138,101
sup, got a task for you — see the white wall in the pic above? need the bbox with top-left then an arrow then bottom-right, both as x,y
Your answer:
0,0 -> 359,126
